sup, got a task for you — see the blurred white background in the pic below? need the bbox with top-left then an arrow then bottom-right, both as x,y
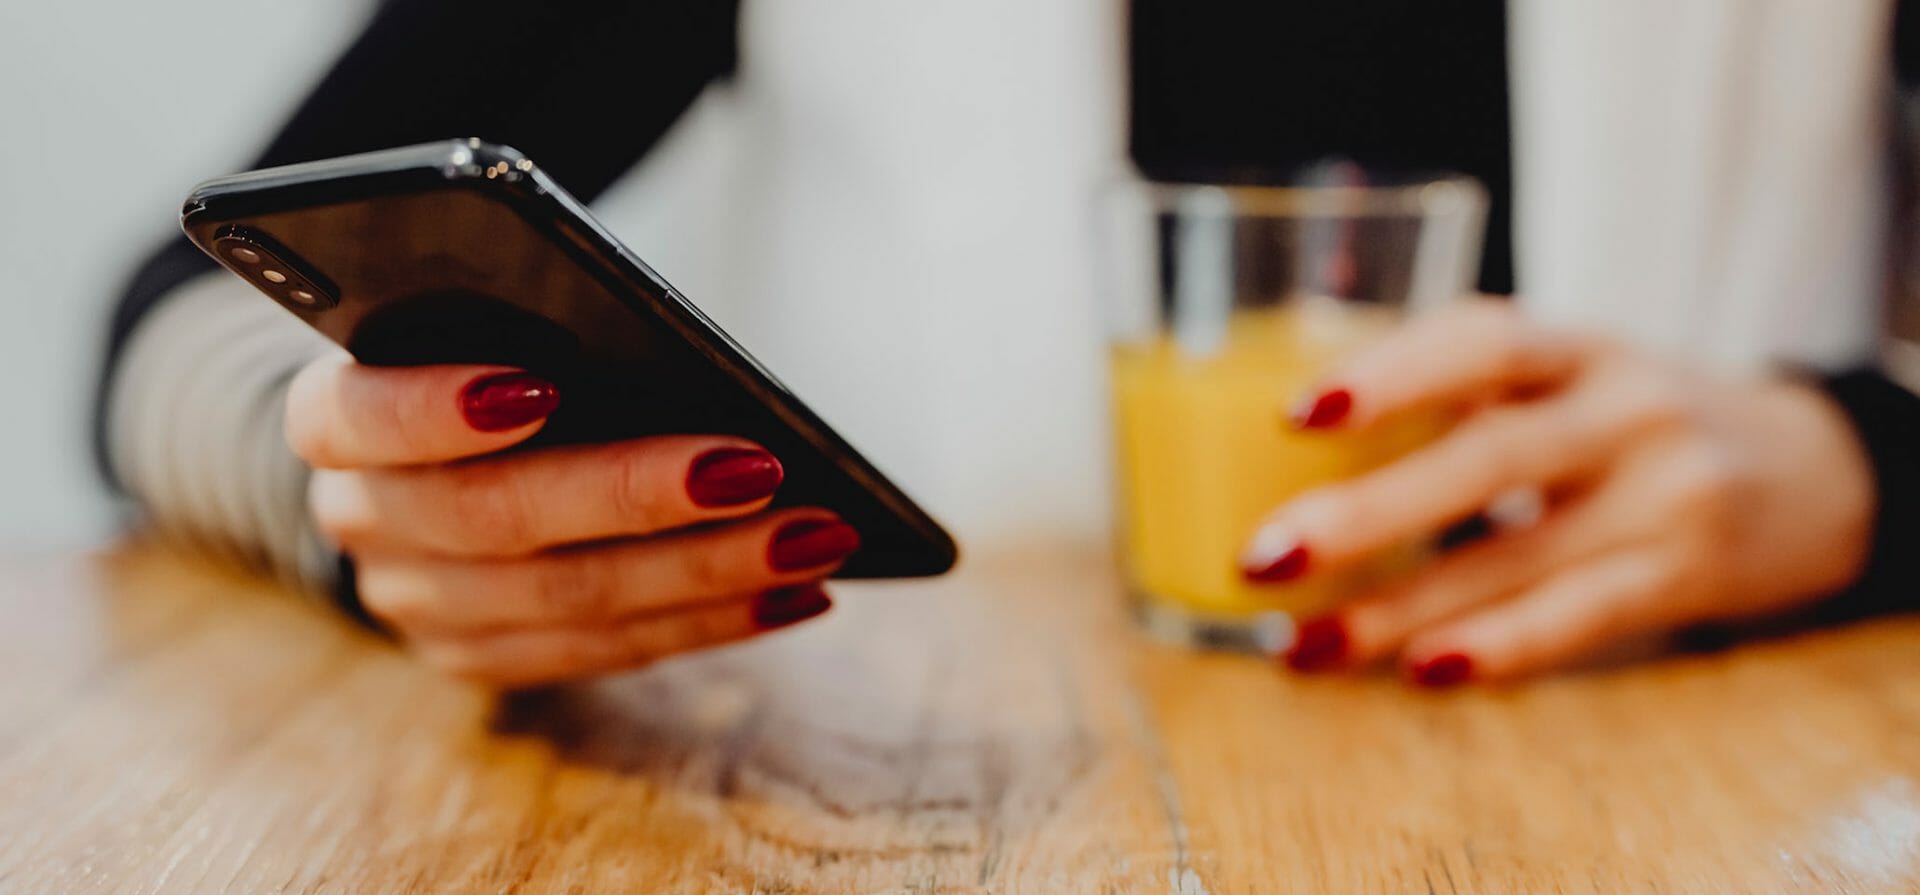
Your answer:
0,2 -> 370,548
0,1 -> 1122,552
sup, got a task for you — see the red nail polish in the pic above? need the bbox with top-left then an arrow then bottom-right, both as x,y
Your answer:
1285,615 -> 1348,672
1410,652 -> 1474,688
1243,543 -> 1310,583
768,518 -> 862,571
460,372 -> 560,432
686,447 -> 784,507
1291,388 -> 1352,430
753,584 -> 832,628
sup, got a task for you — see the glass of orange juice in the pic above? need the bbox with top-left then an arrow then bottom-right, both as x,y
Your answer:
1101,168 -> 1487,652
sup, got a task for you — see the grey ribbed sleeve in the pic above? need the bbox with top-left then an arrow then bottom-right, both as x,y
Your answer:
104,274 -> 340,595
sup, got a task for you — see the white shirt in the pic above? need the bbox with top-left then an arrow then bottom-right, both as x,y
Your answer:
1510,0 -> 1891,373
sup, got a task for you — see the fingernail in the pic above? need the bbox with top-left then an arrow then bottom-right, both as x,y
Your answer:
460,372 -> 560,432
1410,652 -> 1474,688
768,518 -> 862,571
1290,387 -> 1352,430
1241,525 -> 1310,583
1284,615 -> 1348,672
686,447 -> 784,507
753,584 -> 832,629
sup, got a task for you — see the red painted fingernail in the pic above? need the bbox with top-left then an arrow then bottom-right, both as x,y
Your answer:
686,447 -> 784,507
768,518 -> 862,571
753,584 -> 832,629
1291,388 -> 1352,430
1242,542 -> 1310,584
1410,652 -> 1474,688
1284,615 -> 1348,672
459,372 -> 560,432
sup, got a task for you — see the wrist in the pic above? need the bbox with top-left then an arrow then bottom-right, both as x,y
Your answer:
1764,377 -> 1875,595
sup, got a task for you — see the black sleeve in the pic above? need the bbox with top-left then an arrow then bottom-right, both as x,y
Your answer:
93,0 -> 740,490
1128,0 -> 1513,295
1815,369 -> 1920,618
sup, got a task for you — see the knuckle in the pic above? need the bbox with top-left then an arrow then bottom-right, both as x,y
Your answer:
1652,442 -> 1748,550
1466,408 -> 1541,485
674,541 -> 735,591
1590,562 -> 1676,637
655,609 -> 732,661
685,608 -> 739,649
1448,302 -> 1589,386
353,561 -> 453,633
614,623 -> 668,669
1287,487 -> 1363,540
354,570 -> 418,628
283,416 -> 326,466
306,472 -> 371,549
1665,442 -> 1742,508
1608,370 -> 1692,433
448,472 -> 539,555
609,450 -> 668,527
1484,411 -> 1537,462
283,405 -> 335,467
1628,558 -> 1688,613
528,555 -> 615,623
1499,329 -> 1582,386
383,376 -> 440,460
283,360 -> 339,464
1492,334 -> 1540,382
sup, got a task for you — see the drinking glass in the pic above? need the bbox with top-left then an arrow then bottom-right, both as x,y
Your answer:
1101,169 -> 1486,652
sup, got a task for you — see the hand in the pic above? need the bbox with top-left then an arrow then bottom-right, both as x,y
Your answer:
286,353 -> 858,688
1238,300 -> 1875,685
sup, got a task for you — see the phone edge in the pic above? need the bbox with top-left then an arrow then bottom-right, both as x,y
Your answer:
181,139 -> 959,578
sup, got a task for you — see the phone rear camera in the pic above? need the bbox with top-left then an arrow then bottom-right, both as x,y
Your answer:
211,228 -> 339,311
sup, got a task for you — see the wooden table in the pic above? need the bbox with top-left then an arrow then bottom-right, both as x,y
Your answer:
6,543 -> 1920,893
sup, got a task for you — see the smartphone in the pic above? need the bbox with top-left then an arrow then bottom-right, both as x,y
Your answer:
181,139 -> 957,578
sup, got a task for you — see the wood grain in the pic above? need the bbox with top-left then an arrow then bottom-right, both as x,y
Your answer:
4,543 -> 1920,893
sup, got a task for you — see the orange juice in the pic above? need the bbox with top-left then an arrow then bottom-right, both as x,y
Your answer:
1111,303 -> 1432,620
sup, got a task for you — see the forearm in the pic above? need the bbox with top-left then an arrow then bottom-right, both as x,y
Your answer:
105,274 -> 338,594
92,0 -> 739,600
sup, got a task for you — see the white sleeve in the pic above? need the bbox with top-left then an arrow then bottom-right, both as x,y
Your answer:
1509,0 -> 1890,372
104,272 -> 342,596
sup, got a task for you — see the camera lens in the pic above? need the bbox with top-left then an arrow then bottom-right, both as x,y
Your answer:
212,228 -> 338,310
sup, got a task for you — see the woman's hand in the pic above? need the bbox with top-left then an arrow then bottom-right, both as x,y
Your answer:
1239,300 -> 1876,685
285,354 -> 858,688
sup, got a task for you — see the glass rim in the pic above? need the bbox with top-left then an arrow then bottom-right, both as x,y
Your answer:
1113,174 -> 1487,219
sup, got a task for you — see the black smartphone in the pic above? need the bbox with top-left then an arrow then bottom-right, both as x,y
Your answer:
181,139 -> 956,578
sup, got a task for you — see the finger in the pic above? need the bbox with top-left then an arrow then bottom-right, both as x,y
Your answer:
286,354 -> 559,468
359,508 -> 858,635
414,584 -> 833,688
1242,369 -> 1683,581
1327,486 -> 1640,669
1290,300 -> 1587,431
311,436 -> 786,557
1399,551 -> 1678,686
